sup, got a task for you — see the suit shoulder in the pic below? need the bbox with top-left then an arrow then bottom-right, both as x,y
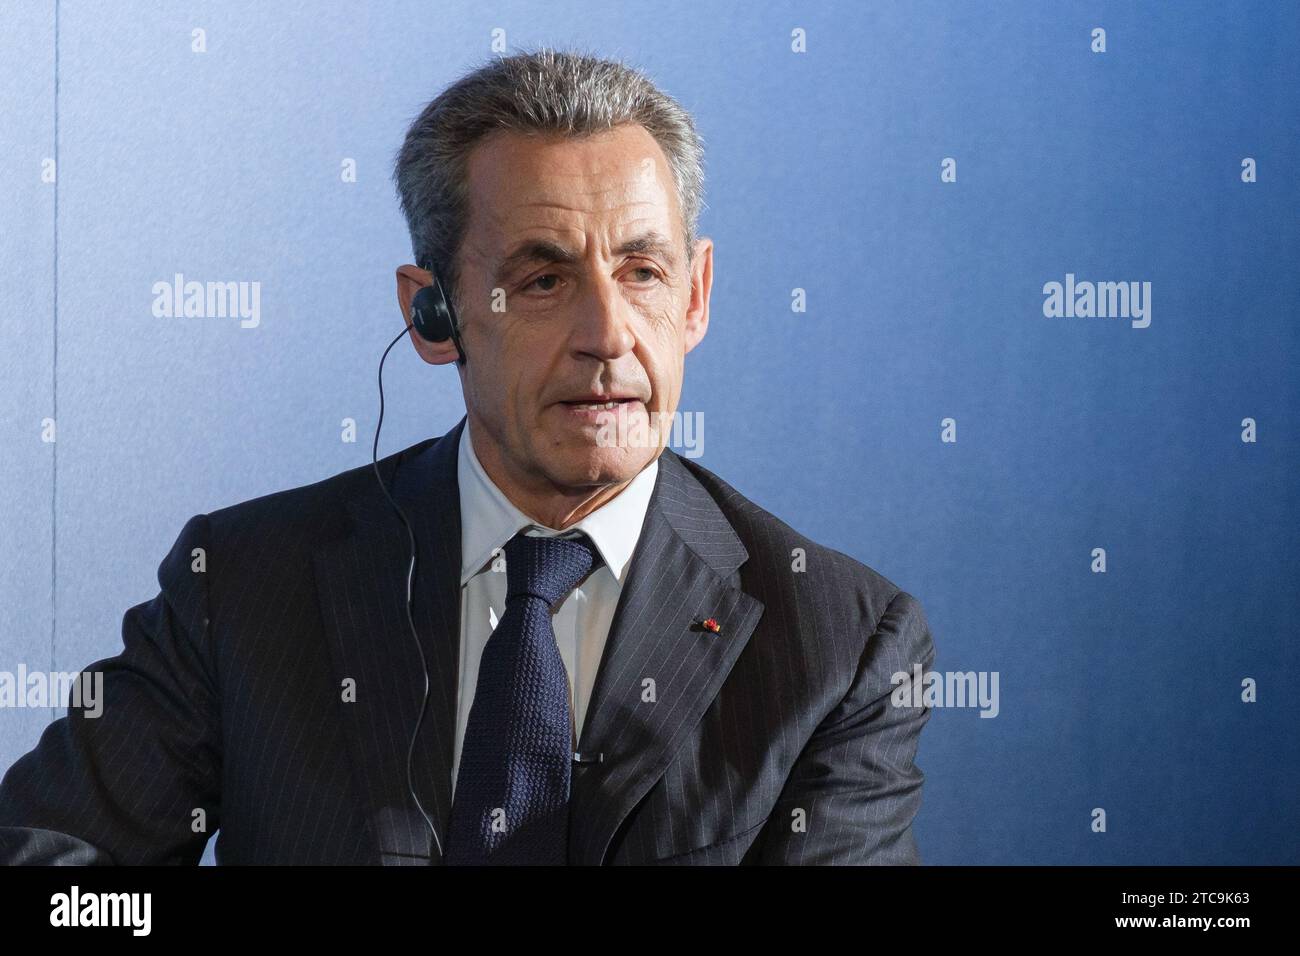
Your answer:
200,437 -> 436,555
670,452 -> 907,631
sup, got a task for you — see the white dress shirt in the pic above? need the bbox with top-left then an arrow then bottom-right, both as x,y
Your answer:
452,418 -> 658,797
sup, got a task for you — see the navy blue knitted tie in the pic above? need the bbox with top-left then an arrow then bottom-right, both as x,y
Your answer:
444,529 -> 602,865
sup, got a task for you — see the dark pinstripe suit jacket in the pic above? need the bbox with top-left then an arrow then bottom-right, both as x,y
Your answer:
0,415 -> 936,865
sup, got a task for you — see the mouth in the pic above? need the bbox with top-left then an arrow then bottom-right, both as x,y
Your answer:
555,395 -> 645,424
558,393 -> 643,410
561,398 -> 635,410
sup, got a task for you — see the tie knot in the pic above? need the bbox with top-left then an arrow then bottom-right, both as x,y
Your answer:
504,530 -> 603,610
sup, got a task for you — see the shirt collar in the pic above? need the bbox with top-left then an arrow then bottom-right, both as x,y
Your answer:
457,417 -> 658,587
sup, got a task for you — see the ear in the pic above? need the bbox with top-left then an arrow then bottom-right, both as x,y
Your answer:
396,263 -> 462,366
683,237 -> 713,354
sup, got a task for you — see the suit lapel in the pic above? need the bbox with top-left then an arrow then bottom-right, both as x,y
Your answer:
313,416 -> 465,865
570,449 -> 765,865
312,416 -> 764,866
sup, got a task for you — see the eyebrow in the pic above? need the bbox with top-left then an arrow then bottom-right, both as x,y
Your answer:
493,231 -> 679,280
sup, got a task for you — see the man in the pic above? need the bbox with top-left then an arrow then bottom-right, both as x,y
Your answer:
0,48 -> 936,865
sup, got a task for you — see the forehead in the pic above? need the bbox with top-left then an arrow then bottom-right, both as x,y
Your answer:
461,124 -> 682,251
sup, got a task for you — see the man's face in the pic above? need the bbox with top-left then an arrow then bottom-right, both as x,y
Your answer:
446,124 -> 712,505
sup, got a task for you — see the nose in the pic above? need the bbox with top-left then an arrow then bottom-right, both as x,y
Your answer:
568,272 -> 637,361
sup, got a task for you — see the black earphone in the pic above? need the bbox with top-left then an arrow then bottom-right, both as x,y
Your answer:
408,257 -> 468,365
368,258 -> 466,862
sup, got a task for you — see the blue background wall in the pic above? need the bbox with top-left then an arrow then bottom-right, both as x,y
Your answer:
2,0 -> 1296,865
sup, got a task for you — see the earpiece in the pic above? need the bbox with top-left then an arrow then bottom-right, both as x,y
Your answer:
371,255 -> 472,860
371,256 -> 474,862
409,258 -> 468,365
373,317 -> 444,863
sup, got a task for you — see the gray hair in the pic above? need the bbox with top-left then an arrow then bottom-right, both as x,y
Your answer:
392,47 -> 706,315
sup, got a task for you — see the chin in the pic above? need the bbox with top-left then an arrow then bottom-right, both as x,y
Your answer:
551,443 -> 653,487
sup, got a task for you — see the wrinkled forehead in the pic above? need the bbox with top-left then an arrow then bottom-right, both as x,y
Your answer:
461,126 -> 684,260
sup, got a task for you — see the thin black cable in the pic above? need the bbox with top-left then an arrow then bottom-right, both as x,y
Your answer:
372,320 -> 443,861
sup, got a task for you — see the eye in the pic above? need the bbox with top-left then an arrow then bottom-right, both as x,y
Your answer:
629,266 -> 660,283
525,273 -> 561,293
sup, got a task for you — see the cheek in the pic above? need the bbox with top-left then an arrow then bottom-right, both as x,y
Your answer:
502,343 -> 549,423
643,312 -> 684,398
